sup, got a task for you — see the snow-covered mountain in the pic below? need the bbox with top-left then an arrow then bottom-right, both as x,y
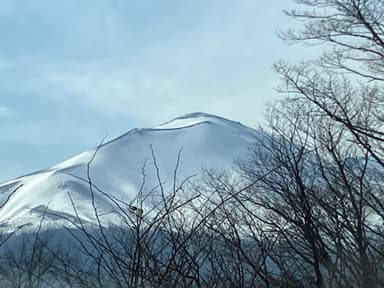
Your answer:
0,113 -> 260,231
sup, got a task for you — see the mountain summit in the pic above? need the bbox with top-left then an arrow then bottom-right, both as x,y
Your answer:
0,113 -> 260,230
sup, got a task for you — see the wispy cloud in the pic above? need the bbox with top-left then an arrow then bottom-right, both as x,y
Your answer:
10,0 -> 297,126
0,106 -> 12,118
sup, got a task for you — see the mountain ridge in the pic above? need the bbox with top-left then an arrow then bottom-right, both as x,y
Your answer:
0,112 -> 260,230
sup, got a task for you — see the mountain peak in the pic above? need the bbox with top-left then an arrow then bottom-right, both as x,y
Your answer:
175,112 -> 225,119
154,112 -> 244,130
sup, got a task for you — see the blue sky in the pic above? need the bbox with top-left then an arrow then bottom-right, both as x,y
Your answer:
0,0 -> 315,181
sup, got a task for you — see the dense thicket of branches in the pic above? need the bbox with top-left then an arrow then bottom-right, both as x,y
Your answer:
0,0 -> 383,287
242,0 -> 384,286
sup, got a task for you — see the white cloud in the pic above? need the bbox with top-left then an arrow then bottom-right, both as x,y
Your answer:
0,106 -> 12,118
0,0 -> 307,128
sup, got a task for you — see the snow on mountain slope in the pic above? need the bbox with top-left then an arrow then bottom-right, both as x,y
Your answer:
0,113 -> 261,230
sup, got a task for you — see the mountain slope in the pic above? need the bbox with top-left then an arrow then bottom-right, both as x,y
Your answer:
0,113 -> 260,230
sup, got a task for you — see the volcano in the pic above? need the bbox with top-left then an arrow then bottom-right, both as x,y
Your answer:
0,113 -> 260,230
